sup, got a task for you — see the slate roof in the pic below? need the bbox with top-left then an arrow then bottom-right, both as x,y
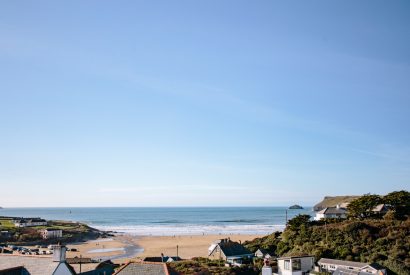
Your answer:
143,257 -> 181,262
277,255 -> 314,260
372,204 -> 388,212
255,248 -> 268,255
15,218 -> 46,223
0,254 -> 74,275
115,262 -> 169,275
66,257 -> 94,264
332,267 -> 374,275
213,240 -> 252,257
317,207 -> 347,215
70,262 -> 101,273
318,258 -> 368,268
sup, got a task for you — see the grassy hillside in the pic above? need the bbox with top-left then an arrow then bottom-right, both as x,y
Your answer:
243,217 -> 410,275
168,258 -> 260,275
0,218 -> 104,244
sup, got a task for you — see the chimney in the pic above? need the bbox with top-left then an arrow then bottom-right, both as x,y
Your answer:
262,258 -> 272,275
53,244 -> 67,262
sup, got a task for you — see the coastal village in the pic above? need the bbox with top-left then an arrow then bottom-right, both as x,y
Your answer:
0,191 -> 408,275
1,1 -> 409,274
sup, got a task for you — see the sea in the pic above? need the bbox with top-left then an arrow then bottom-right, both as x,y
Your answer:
0,207 -> 313,236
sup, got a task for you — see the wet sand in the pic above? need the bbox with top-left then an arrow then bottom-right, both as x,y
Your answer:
66,235 -> 142,261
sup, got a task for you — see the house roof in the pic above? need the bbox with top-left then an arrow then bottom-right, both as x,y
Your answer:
277,255 -> 314,260
115,262 -> 170,275
332,267 -> 376,275
15,218 -> 47,223
214,240 -> 252,257
256,248 -> 268,254
317,207 -> 347,215
143,257 -> 181,263
0,254 -> 74,275
318,258 -> 368,269
66,257 -> 94,264
372,204 -> 388,212
69,262 -> 101,273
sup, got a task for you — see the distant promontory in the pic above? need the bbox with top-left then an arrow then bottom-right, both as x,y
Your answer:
289,204 -> 303,209
313,195 -> 359,211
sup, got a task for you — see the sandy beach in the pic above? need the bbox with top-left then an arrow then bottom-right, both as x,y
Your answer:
66,234 -> 262,262
135,234 -> 262,260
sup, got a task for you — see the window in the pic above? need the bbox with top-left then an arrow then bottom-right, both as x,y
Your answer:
292,259 -> 301,271
284,260 -> 290,270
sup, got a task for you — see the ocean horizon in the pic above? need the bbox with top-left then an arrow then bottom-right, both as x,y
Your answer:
0,207 -> 313,236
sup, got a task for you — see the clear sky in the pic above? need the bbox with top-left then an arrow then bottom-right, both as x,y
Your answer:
0,1 -> 409,207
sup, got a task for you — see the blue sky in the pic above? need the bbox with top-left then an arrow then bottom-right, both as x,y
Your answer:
0,1 -> 409,207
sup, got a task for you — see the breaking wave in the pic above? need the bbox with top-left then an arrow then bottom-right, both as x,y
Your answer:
94,224 -> 285,236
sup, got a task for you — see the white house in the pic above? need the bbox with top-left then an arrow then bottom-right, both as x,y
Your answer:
276,255 -> 315,275
0,245 -> 74,275
314,206 -> 347,221
318,258 -> 387,275
40,229 -> 63,239
255,248 -> 272,259
14,218 -> 47,227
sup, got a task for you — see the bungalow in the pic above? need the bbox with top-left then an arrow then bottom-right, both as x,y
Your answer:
318,258 -> 387,275
14,218 -> 47,227
255,248 -> 273,259
276,255 -> 315,275
40,229 -> 63,239
208,238 -> 253,266
314,206 -> 347,221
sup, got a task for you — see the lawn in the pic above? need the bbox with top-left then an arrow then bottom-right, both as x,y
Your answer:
0,219 -> 15,230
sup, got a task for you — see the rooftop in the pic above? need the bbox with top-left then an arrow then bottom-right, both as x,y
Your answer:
277,255 -> 314,260
0,254 -> 73,275
318,258 -> 368,268
115,262 -> 170,275
210,239 -> 252,257
317,207 -> 347,215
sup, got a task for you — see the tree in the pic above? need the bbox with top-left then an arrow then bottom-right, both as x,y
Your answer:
383,190 -> 410,219
347,194 -> 382,219
287,214 -> 311,230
